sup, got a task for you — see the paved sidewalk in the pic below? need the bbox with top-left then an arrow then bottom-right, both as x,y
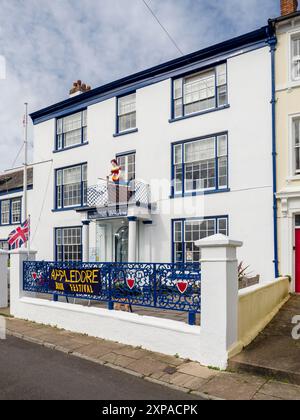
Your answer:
2,314 -> 300,400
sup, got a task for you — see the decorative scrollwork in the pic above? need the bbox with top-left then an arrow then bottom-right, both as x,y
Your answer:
23,261 -> 201,314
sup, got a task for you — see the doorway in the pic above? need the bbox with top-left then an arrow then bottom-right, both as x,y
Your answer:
115,225 -> 129,263
95,219 -> 128,263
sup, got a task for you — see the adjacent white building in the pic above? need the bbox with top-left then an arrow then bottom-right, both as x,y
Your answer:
0,167 -> 33,250
29,27 -> 275,281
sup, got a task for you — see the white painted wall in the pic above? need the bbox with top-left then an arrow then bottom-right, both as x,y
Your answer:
30,45 -> 274,281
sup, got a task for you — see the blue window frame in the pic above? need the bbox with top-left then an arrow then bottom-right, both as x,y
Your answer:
171,132 -> 228,197
0,240 -> 9,251
116,93 -> 137,135
171,63 -> 228,120
55,163 -> 87,210
0,197 -> 22,226
172,216 -> 228,264
55,226 -> 82,262
56,109 -> 87,151
116,151 -> 136,182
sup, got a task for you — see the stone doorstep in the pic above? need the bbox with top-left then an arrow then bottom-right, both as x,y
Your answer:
5,317 -> 300,400
228,359 -> 300,387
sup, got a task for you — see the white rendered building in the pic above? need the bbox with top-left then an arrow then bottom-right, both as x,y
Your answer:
29,27 -> 276,281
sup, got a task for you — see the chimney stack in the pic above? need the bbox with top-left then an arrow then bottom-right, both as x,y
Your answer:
69,80 -> 91,97
281,0 -> 298,16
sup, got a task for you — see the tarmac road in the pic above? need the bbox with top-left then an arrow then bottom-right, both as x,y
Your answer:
0,336 -> 203,401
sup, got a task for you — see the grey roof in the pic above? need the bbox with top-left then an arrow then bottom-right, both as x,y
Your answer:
0,168 -> 33,194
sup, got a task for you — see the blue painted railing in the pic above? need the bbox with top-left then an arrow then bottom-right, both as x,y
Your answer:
23,261 -> 201,325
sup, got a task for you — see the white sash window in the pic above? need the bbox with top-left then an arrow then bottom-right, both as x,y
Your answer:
117,93 -> 136,133
293,117 -> 300,174
56,109 -> 87,150
173,134 -> 228,195
292,36 -> 300,81
56,163 -> 87,209
173,64 -> 227,119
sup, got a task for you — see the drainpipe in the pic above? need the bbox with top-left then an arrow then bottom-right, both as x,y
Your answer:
268,23 -> 279,279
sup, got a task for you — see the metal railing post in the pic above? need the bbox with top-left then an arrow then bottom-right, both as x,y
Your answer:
188,311 -> 196,326
108,264 -> 114,310
153,263 -> 157,308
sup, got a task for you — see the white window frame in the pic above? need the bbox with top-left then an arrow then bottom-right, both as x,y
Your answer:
55,227 -> 82,262
11,198 -> 21,224
117,153 -> 136,183
290,32 -> 300,82
56,109 -> 87,151
173,134 -> 228,195
1,200 -> 10,225
172,63 -> 227,119
117,93 -> 137,134
56,163 -> 87,209
288,113 -> 300,179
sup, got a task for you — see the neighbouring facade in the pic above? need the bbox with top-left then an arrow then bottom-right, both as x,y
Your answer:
274,1 -> 300,292
0,167 -> 33,250
29,27 -> 276,281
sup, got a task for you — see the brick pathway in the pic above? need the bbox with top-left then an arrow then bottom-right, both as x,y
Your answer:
1,313 -> 300,400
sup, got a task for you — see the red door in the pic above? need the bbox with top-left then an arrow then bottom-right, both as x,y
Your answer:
295,229 -> 300,293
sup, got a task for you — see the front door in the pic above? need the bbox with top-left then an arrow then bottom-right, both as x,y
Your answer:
295,228 -> 300,293
115,226 -> 129,263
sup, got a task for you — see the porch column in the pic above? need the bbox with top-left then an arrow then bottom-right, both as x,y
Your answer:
128,217 -> 138,262
143,221 -> 153,262
82,220 -> 90,262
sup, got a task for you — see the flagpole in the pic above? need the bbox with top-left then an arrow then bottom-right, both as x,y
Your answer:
23,103 -> 29,254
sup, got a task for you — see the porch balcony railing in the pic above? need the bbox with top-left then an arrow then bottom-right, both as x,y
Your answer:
87,179 -> 151,209
23,261 -> 201,325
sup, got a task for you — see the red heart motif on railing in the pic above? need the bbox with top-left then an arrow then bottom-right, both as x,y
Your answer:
177,281 -> 188,294
32,273 -> 37,280
126,279 -> 135,290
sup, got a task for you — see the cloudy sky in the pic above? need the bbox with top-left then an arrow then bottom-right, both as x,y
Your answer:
0,0 -> 279,172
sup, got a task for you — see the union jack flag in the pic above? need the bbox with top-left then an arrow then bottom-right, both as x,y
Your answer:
8,219 -> 30,250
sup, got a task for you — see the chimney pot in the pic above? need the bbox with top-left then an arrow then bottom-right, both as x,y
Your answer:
69,80 -> 92,97
281,0 -> 298,16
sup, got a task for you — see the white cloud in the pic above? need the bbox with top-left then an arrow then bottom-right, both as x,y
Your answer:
0,0 -> 278,171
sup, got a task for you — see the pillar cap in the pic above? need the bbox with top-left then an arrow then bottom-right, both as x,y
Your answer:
195,234 -> 243,248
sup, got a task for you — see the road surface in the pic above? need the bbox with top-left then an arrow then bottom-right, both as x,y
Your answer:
0,336 -> 203,400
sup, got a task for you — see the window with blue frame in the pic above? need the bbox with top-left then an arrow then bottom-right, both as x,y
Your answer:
173,217 -> 228,263
0,240 -> 9,251
0,198 -> 21,226
117,93 -> 136,134
55,227 -> 82,262
56,109 -> 87,151
172,133 -> 228,196
55,163 -> 87,210
172,64 -> 227,120
116,152 -> 136,182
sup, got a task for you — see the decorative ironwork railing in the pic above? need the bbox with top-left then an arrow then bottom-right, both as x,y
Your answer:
87,180 -> 151,209
23,261 -> 201,325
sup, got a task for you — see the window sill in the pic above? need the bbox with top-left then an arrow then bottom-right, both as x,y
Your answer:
170,188 -> 230,198
53,142 -> 89,153
169,105 -> 230,123
52,206 -> 85,213
286,175 -> 300,182
113,128 -> 138,138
